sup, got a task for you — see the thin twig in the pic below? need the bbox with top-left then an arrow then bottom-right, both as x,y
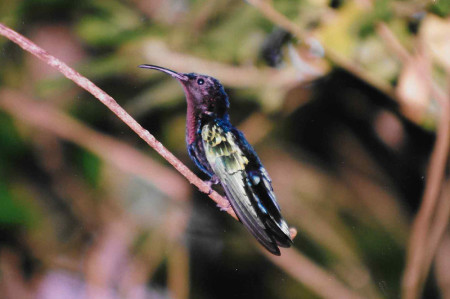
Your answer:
411,84 -> 450,296
245,0 -> 307,41
434,233 -> 450,299
376,23 -> 411,63
377,22 -> 450,299
0,22 -> 237,220
420,181 -> 450,289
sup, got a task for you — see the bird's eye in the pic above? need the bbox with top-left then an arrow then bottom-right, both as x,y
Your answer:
197,78 -> 205,85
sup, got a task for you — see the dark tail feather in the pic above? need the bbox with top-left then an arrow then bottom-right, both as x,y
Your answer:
265,218 -> 293,248
223,186 -> 281,255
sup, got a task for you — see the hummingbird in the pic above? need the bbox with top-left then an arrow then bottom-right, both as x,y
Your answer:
139,64 -> 293,255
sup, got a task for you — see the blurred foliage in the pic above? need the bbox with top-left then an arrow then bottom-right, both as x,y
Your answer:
0,0 -> 449,299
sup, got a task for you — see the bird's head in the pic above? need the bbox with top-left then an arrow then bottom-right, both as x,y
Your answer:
139,64 -> 229,119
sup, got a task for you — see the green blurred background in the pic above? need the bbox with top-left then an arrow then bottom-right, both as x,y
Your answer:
0,0 -> 449,298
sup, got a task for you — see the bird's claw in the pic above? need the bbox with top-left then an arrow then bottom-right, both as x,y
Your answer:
217,201 -> 231,212
206,176 -> 220,195
209,175 -> 220,186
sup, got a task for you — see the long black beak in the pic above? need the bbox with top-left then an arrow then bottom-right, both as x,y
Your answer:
138,64 -> 189,81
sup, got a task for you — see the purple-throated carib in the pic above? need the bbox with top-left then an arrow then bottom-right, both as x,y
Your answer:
139,64 -> 293,255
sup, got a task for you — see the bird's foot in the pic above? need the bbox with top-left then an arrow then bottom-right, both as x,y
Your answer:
206,175 -> 220,195
208,175 -> 220,186
217,201 -> 231,212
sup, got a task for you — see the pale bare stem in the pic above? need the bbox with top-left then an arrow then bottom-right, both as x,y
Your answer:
245,0 -> 307,40
420,181 -> 450,290
263,247 -> 367,299
0,22 -> 237,220
376,22 -> 450,299
413,80 -> 450,294
434,233 -> 450,298
245,0 -> 395,97
376,23 -> 411,63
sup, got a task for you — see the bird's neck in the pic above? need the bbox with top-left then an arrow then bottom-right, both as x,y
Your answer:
186,101 -> 229,144
186,101 -> 198,144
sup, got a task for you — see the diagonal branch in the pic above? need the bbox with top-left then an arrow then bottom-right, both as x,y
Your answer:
0,22 -> 236,220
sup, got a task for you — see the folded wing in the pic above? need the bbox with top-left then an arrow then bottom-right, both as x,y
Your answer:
201,122 -> 292,255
